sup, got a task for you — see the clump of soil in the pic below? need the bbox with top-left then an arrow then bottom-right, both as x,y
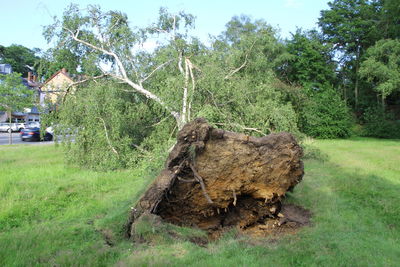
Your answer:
126,118 -> 307,240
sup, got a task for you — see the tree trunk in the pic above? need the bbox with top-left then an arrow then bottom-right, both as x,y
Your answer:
354,45 -> 361,109
8,110 -> 12,145
354,65 -> 359,109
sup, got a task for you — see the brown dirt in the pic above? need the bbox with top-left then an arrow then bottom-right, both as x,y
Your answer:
126,118 -> 306,240
241,203 -> 312,238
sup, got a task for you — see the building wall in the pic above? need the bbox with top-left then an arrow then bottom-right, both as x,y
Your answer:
41,72 -> 73,104
25,114 -> 40,122
0,112 -> 7,123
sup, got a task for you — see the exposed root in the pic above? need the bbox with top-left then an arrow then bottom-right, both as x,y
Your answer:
190,163 -> 214,204
177,176 -> 196,183
232,189 -> 237,206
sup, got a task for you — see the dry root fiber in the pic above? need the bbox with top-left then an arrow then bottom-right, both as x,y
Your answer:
127,118 -> 305,237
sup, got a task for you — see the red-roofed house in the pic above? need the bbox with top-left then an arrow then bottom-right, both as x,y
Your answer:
40,68 -> 74,105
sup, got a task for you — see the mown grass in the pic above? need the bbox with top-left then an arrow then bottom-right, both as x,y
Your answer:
0,138 -> 399,266
0,144 -> 157,266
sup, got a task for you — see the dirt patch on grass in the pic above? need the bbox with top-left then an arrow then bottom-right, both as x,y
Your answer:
241,203 -> 312,238
127,118 -> 306,241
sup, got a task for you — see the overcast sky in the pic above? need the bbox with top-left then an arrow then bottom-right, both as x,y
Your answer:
0,0 -> 330,50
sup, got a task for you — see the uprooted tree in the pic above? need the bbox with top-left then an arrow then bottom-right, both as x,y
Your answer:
127,118 -> 305,236
43,5 -> 302,169
42,5 -> 308,236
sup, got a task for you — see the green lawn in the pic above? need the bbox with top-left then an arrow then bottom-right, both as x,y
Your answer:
0,139 -> 399,266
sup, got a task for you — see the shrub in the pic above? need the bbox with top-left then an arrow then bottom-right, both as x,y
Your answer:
300,137 -> 327,161
300,88 -> 353,139
361,107 -> 400,139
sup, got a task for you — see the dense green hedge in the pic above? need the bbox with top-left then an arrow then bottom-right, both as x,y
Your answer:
300,88 -> 353,139
361,107 -> 400,139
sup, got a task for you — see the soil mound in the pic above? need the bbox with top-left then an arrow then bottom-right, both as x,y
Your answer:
127,118 -> 305,238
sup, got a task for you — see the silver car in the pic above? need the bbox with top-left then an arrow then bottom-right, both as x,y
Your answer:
0,123 -> 25,132
25,122 -> 40,128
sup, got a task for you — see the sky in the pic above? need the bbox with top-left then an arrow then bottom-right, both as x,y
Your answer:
0,0 -> 330,50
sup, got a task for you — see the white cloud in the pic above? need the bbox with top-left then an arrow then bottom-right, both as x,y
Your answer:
284,0 -> 303,8
139,40 -> 159,52
132,40 -> 159,53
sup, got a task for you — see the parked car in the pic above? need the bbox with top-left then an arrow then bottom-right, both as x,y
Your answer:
0,123 -> 10,132
20,127 -> 53,142
17,123 -> 26,130
0,123 -> 24,132
24,121 -> 40,128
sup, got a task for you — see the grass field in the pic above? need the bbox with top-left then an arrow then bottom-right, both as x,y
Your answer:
0,138 -> 399,266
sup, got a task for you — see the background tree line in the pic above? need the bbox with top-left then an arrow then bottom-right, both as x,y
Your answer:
1,0 -> 399,169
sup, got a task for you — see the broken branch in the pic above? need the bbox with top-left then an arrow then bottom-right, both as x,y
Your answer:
98,117 -> 119,156
224,41 -> 256,79
141,59 -> 173,84
64,26 -> 181,124
215,122 -> 267,136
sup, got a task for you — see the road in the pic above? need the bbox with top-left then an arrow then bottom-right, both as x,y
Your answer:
0,132 -> 54,145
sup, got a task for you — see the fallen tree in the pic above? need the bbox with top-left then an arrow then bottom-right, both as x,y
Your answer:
127,118 -> 304,237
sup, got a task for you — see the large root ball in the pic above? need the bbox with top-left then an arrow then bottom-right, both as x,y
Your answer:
127,118 -> 304,236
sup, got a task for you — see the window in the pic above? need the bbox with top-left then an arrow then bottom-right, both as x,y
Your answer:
0,64 -> 12,74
